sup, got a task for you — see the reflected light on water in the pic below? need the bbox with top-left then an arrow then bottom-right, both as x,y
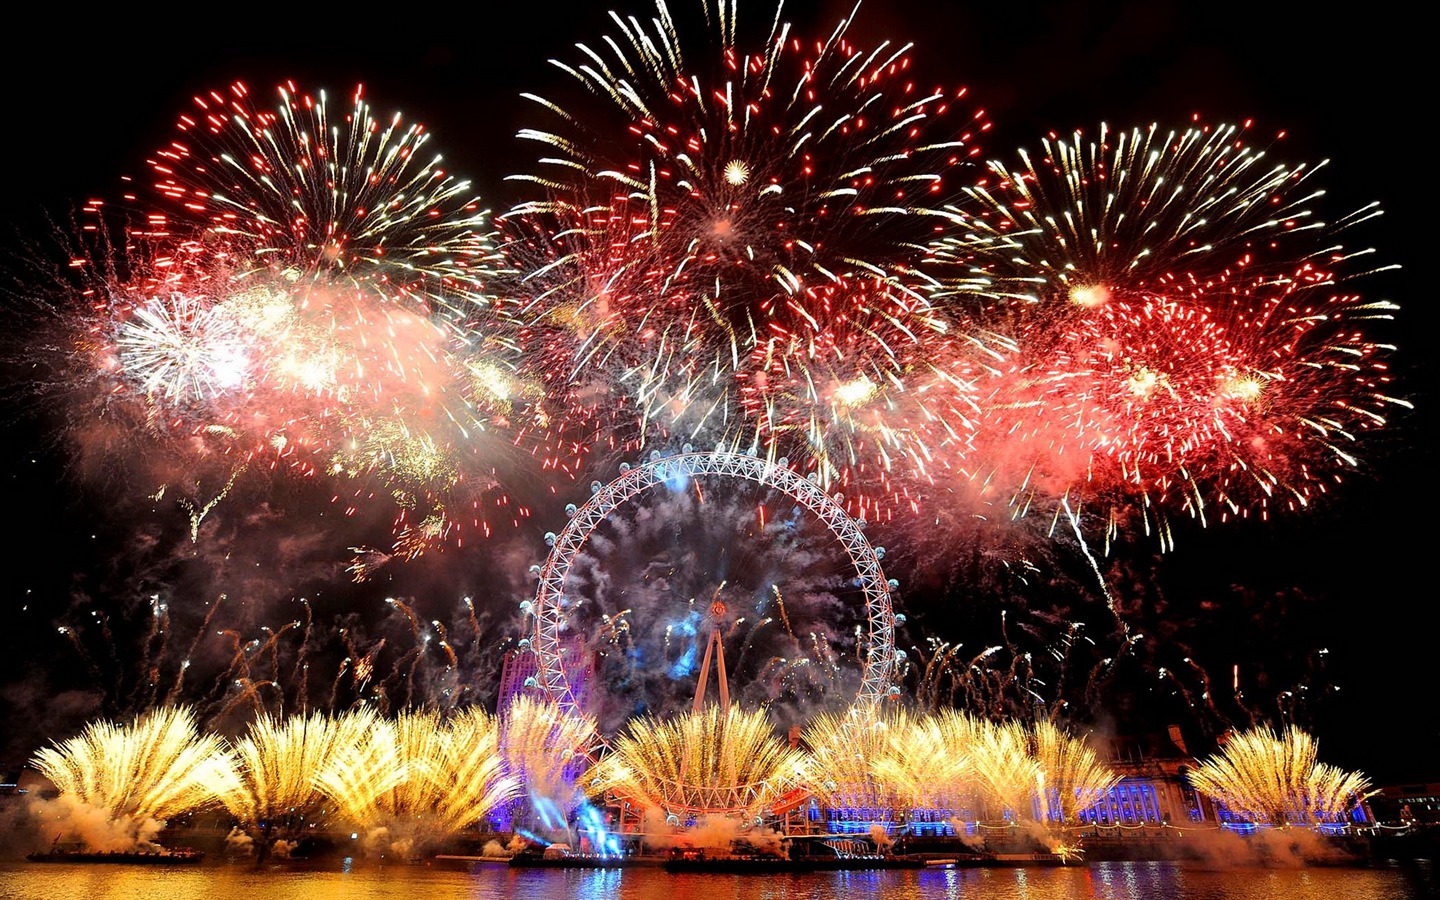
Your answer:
0,861 -> 1435,900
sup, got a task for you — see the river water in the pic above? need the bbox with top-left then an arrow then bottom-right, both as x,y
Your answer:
2,859 -> 1437,900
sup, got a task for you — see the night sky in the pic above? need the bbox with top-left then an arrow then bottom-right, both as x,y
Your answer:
0,1 -> 1432,784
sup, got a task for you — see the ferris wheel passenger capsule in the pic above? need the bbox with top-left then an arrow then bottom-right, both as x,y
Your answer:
887,686 -> 902,696
591,481 -> 602,494
894,613 -> 907,626
518,638 -> 530,649
887,579 -> 900,590
619,462 -> 631,473
777,457 -> 788,467
683,443 -> 693,453
856,518 -> 866,530
650,450 -> 662,462
545,532 -> 557,546
524,676 -> 538,688
873,546 -> 885,559
565,503 -> 578,517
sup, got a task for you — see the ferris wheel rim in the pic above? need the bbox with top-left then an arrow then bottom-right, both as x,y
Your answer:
528,449 -> 898,731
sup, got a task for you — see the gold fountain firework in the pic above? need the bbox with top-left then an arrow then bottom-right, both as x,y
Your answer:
801,708 -> 913,811
1186,726 -> 1375,825
30,706 -> 230,846
211,708 -> 379,828
966,719 -> 1044,822
499,694 -> 600,808
590,706 -> 808,819
874,708 -> 977,811
314,707 -> 519,847
1029,720 -> 1120,824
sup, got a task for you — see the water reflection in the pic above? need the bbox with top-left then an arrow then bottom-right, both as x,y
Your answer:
0,860 -> 1435,900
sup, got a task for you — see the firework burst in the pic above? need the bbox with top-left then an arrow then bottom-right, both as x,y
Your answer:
910,121 -> 1407,542
313,707 -> 519,854
1186,725 -> 1374,825
211,708 -> 379,833
499,694 -> 600,812
149,81 -> 501,306
512,0 -> 989,292
1029,720 -> 1118,823
966,263 -> 1404,541
503,1 -> 998,511
29,706 -> 230,850
25,80 -> 537,562
589,705 -> 808,818
926,121 -> 1352,310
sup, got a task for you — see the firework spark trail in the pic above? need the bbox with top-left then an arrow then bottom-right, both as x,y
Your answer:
1060,498 -> 1119,614
180,463 -> 248,543
161,595 -> 227,708
1186,726 -> 1374,825
291,598 -> 315,716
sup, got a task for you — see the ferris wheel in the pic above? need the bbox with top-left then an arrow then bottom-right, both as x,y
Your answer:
528,448 -> 901,720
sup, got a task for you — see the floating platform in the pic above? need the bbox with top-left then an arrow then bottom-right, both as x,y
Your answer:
26,847 -> 205,865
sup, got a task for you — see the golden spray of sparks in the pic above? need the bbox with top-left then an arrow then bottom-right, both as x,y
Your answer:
211,709 -> 379,827
30,706 -> 230,845
801,708 -> 910,811
314,708 -> 519,849
943,717 -> 1039,821
1186,726 -> 1375,825
1030,720 -> 1120,823
590,706 -> 807,818
874,709 -> 977,810
499,694 -> 599,808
